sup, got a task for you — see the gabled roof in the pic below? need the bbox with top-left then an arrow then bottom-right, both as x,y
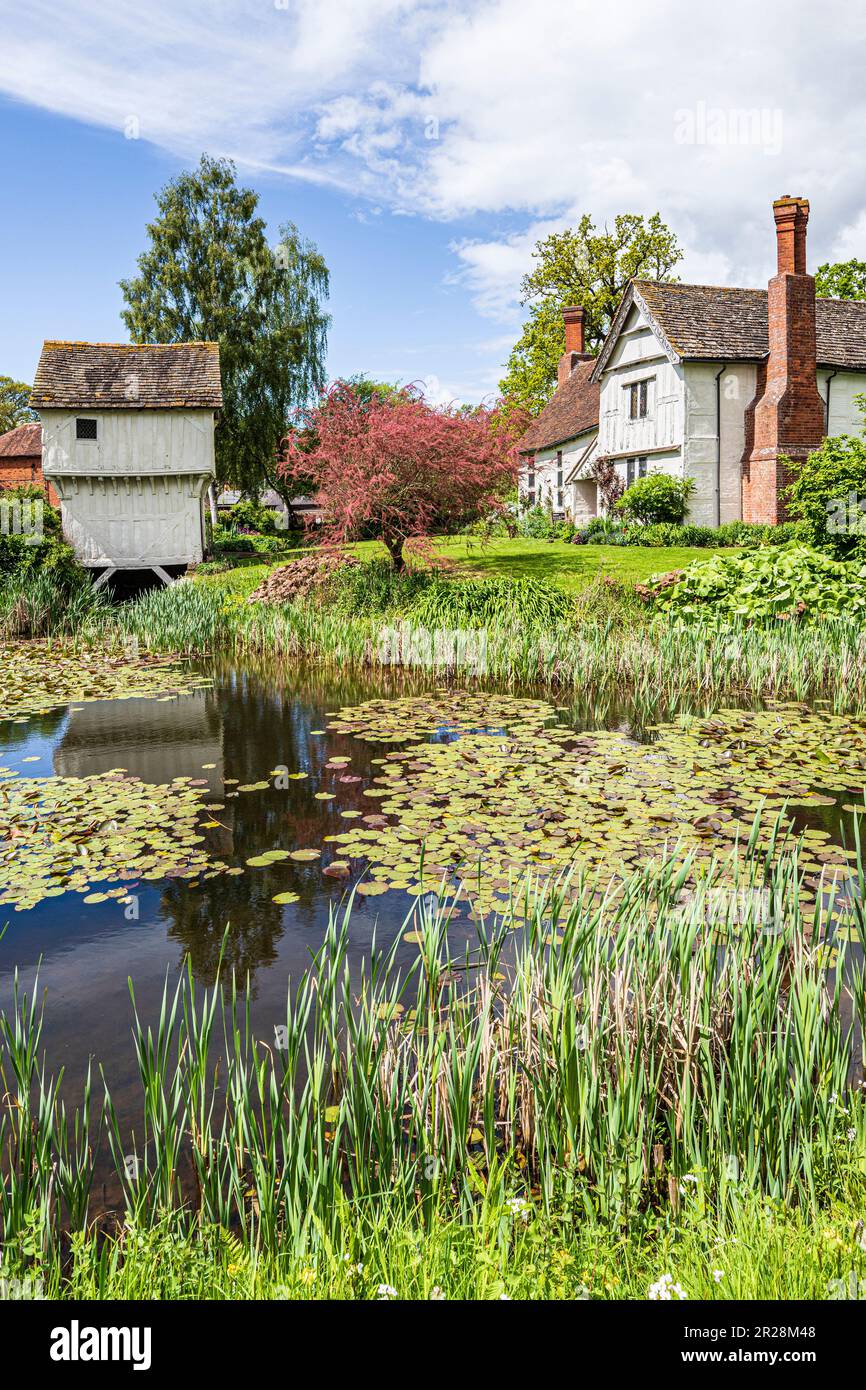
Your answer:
30,341 -> 223,410
0,423 -> 41,457
518,359 -> 599,454
592,280 -> 866,380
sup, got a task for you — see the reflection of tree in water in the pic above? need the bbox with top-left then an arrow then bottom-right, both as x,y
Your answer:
0,708 -> 67,749
159,874 -> 284,987
158,660 -> 402,989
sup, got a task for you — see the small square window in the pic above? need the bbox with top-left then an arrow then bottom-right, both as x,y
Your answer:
76,418 -> 98,440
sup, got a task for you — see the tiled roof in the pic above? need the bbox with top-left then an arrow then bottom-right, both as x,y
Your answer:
518,359 -> 599,454
633,281 -> 866,368
30,341 -> 223,410
0,423 -> 42,458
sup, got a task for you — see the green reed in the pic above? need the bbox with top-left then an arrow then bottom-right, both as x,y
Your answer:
2,834 -> 865,1267
100,578 -> 866,717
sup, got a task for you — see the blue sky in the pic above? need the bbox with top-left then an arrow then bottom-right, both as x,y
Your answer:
0,96 -> 508,404
1,0 -> 865,405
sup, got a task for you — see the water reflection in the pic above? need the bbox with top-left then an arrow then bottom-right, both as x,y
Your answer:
1,661 -> 864,1138
0,663 -> 480,1124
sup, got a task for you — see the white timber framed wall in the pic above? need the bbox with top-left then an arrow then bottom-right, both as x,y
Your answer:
524,432 -> 597,519
595,303 -> 683,506
42,408 -> 216,569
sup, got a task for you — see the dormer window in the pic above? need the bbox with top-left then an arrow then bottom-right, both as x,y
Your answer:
76,418 -> 98,440
628,380 -> 650,420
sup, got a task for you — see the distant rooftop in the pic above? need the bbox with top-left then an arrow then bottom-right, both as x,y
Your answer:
0,422 -> 41,457
518,359 -> 599,454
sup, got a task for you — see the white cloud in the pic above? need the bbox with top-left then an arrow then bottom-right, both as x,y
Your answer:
831,211 -> 866,262
3,0 -> 866,386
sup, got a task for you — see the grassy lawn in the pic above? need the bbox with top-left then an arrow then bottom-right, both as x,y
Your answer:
198,535 -> 737,600
433,536 -> 738,593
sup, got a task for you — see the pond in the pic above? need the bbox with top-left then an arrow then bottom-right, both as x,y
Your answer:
1,655 -> 865,1142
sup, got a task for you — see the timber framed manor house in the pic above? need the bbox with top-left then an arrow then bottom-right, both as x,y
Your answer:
519,196 -> 866,527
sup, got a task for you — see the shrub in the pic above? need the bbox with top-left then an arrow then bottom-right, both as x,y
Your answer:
517,504 -> 556,539
570,518 -> 808,551
643,543 -> 866,624
0,532 -> 81,589
226,500 -> 284,535
786,432 -> 866,560
212,526 -> 256,554
616,474 -> 694,525
637,522 -> 718,547
212,525 -> 293,556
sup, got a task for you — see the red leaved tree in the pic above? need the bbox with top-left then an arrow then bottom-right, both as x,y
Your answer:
278,382 -> 521,569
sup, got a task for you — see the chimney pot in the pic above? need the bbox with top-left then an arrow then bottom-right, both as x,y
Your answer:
563,305 -> 585,356
772,195 -> 809,275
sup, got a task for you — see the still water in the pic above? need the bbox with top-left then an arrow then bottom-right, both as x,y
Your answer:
0,664 -> 488,1123
0,661 -> 862,1136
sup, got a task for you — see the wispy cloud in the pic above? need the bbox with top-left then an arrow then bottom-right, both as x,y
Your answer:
3,0 -> 865,389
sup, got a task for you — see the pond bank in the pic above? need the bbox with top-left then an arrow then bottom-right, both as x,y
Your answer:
94,577 -> 866,717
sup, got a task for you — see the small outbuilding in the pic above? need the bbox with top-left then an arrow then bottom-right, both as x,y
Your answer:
32,340 -> 222,584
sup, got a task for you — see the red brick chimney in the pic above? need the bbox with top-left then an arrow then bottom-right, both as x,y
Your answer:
558,306 -> 592,386
742,196 -> 825,523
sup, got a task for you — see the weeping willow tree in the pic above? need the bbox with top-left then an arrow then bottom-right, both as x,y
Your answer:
120,155 -> 330,498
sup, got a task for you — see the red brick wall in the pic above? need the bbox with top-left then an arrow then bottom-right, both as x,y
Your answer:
563,306 -> 585,355
0,457 -> 59,508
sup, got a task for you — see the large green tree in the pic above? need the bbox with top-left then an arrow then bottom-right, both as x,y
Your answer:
500,212 -> 683,415
120,155 -> 330,495
815,259 -> 866,301
0,377 -> 36,434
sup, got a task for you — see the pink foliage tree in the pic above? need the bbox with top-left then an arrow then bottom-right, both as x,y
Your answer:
279,383 -> 521,569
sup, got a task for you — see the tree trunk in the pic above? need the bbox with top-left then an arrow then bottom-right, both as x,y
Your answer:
383,534 -> 405,571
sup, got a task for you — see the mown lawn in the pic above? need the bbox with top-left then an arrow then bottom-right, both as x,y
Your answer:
433,536 -> 738,594
196,536 -> 738,600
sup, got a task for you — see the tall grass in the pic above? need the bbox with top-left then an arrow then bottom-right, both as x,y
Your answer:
0,569 -> 109,639
410,574 -> 573,629
2,836 -> 865,1275
110,578 -> 866,716
21,1186 -> 866,1300
324,556 -> 434,616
